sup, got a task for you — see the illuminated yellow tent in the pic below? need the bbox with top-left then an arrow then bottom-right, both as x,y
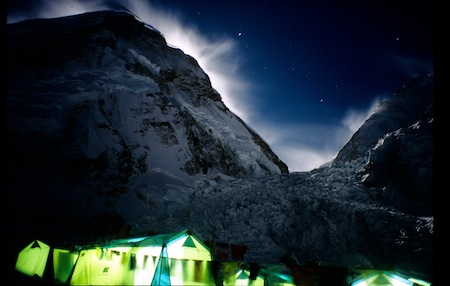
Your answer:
15,240 -> 51,278
68,230 -> 215,285
15,239 -> 79,283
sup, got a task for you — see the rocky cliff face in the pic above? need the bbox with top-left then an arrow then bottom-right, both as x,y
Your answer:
332,74 -> 433,215
6,10 -> 288,197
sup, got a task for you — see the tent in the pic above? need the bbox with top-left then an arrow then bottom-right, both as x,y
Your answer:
15,240 -> 51,278
350,270 -> 432,286
232,269 -> 265,286
15,239 -> 81,283
221,263 -> 265,286
351,270 -> 412,286
221,262 -> 296,286
68,230 -> 215,285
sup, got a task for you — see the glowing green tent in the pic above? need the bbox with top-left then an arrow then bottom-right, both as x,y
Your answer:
15,240 -> 51,278
350,270 -> 432,286
15,239 -> 80,283
233,269 -> 265,286
68,230 -> 215,285
351,271 -> 412,286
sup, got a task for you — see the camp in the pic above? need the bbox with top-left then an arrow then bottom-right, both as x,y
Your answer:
15,230 -> 298,285
14,231 -> 432,286
15,230 -> 217,285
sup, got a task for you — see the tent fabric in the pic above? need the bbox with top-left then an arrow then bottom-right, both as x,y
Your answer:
68,229 -> 215,285
15,240 -> 51,278
351,271 -> 413,286
232,269 -> 265,286
151,245 -> 171,286
52,248 -> 79,282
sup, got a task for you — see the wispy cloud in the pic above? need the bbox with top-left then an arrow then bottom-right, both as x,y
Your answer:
377,52 -> 434,80
114,0 -> 255,122
254,98 -> 382,172
255,122 -> 343,172
341,97 -> 383,134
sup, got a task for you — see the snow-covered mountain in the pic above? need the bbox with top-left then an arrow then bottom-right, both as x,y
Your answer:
6,10 -> 434,283
333,75 -> 434,216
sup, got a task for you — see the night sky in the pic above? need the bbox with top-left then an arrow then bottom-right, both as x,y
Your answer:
6,0 -> 434,171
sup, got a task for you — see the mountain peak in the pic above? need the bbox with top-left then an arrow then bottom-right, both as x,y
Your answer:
332,73 -> 433,164
7,10 -> 288,190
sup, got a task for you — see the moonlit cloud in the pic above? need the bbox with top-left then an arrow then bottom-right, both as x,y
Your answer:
254,122 -> 342,172
117,0 -> 254,121
254,98 -> 381,172
342,97 -> 383,134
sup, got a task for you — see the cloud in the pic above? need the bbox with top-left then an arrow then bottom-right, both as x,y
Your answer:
265,135 -> 328,172
254,98 -> 381,172
117,0 -> 254,122
380,52 -> 434,79
341,97 -> 382,135
253,122 -> 341,172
